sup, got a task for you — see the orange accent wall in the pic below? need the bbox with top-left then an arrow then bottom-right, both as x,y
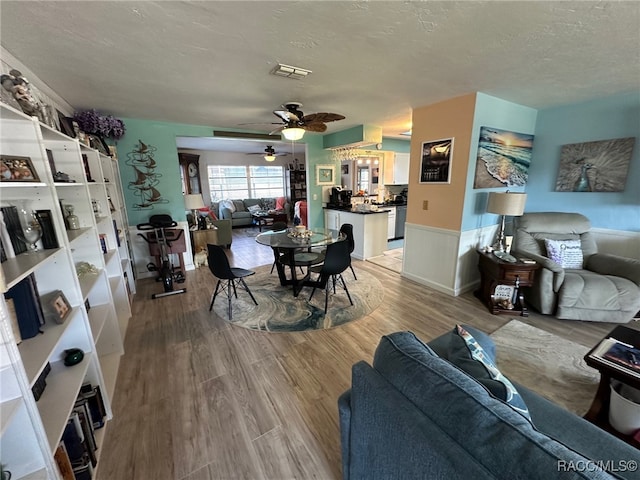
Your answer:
407,93 -> 476,231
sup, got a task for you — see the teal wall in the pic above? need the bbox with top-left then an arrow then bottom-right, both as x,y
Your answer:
116,119 -> 409,229
380,137 -> 411,153
115,118 -> 213,226
526,91 -> 640,231
461,93 -> 538,231
115,118 -> 335,228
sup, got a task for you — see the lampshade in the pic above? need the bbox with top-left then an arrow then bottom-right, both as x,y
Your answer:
264,154 -> 276,162
184,194 -> 205,210
486,192 -> 527,216
282,127 -> 305,141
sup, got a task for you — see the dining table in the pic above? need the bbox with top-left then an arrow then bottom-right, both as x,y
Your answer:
255,228 -> 344,297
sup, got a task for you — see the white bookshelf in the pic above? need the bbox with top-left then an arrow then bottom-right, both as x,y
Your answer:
0,103 -> 133,479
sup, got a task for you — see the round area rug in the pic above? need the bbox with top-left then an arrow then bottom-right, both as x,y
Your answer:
210,265 -> 383,332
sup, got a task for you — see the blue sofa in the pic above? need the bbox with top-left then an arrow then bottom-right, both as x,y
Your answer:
339,327 -> 640,480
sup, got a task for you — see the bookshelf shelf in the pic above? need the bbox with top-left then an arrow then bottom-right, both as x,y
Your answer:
37,355 -> 92,453
2,249 -> 64,290
0,397 -> 22,435
88,304 -> 110,343
0,102 -> 133,478
18,308 -> 84,384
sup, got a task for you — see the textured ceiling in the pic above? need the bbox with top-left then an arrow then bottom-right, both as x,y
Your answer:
1,1 -> 639,140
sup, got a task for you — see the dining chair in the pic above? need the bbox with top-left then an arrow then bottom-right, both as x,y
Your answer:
339,223 -> 357,280
267,221 -> 306,274
207,243 -> 258,320
308,239 -> 354,313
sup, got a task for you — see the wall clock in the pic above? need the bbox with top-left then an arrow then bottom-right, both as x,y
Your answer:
188,162 -> 198,178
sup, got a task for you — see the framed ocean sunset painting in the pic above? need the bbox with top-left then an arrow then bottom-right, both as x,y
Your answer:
473,127 -> 534,188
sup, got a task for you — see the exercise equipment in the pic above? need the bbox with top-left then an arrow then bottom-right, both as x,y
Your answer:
137,214 -> 187,299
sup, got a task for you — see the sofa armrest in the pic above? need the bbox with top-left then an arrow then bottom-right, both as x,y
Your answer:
211,219 -> 232,247
338,390 -> 352,480
587,253 -> 640,286
512,250 -> 565,292
219,207 -> 233,220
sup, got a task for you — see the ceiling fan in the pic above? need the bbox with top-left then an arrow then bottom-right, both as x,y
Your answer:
241,102 -> 345,140
246,145 -> 287,162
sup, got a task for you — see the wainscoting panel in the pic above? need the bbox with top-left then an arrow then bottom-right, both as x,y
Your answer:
456,225 -> 498,295
403,223 -> 460,295
591,228 -> 640,260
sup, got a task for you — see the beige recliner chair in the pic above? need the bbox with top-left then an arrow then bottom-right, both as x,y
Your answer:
512,212 -> 640,323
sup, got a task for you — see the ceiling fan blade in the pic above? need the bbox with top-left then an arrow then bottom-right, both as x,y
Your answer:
303,122 -> 328,133
302,112 -> 345,124
238,122 -> 284,126
269,126 -> 285,135
273,110 -> 300,123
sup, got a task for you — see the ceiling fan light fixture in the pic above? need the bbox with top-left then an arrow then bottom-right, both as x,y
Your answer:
282,127 -> 305,141
264,154 -> 276,162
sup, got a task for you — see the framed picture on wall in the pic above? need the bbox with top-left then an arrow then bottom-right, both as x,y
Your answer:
419,138 -> 453,184
316,164 -> 335,185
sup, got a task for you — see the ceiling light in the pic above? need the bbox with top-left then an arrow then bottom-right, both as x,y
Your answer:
271,63 -> 312,80
264,154 -> 276,162
282,127 -> 305,141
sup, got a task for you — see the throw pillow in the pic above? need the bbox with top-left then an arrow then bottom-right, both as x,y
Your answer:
247,204 -> 262,214
220,199 -> 235,213
275,196 -> 286,210
232,200 -> 246,212
544,238 -> 583,269
449,325 -> 531,420
261,198 -> 276,211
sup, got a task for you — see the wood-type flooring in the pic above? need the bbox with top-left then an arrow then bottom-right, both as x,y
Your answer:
96,228 -> 626,480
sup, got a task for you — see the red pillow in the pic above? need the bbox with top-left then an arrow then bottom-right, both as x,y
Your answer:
275,196 -> 286,210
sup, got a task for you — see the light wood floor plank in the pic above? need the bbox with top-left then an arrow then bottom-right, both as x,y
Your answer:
97,229 -> 622,479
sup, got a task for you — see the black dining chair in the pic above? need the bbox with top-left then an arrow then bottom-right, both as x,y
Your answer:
267,221 -> 305,274
339,223 -> 357,280
207,243 -> 257,320
308,239 -> 354,314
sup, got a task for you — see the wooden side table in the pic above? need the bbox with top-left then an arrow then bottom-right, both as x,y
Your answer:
191,228 -> 219,253
475,251 -> 539,316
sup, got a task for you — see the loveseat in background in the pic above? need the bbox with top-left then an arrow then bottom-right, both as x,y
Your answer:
214,197 -> 289,228
339,327 -> 640,480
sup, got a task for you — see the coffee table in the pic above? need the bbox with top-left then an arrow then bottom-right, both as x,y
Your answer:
584,325 -> 640,448
252,212 -> 288,232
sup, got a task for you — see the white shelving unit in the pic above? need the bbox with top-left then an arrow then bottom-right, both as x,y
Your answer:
0,103 -> 133,479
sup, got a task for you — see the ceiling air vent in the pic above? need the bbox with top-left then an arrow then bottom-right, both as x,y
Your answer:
270,63 -> 312,80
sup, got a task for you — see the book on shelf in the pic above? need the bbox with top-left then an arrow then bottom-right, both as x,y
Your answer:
1,205 -> 27,255
79,383 -> 107,429
4,273 -> 44,339
589,337 -> 640,378
54,442 -> 76,480
35,209 -> 59,249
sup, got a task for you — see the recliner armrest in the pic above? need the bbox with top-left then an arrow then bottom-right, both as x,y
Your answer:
511,250 -> 565,292
588,253 -> 640,286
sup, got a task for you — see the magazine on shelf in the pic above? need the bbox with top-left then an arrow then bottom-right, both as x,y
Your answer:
589,337 -> 640,378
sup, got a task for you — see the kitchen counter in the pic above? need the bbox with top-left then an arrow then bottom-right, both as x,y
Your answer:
325,208 -> 388,260
324,206 -> 391,215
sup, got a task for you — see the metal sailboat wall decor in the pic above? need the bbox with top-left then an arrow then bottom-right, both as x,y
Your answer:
126,140 -> 169,210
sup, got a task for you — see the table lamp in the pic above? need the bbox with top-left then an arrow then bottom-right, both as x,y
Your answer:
184,194 -> 205,229
486,191 -> 527,253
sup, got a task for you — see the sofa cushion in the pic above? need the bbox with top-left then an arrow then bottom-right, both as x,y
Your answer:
243,198 -> 262,209
232,199 -> 246,212
545,238 -> 584,268
450,325 -> 531,420
371,332 -> 617,479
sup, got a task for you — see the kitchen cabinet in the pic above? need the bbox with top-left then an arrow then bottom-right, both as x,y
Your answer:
386,206 -> 396,240
324,209 -> 388,260
383,152 -> 410,185
0,103 -> 132,479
